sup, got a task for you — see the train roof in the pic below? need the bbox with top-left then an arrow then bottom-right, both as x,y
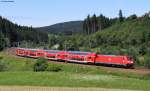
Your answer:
45,50 -> 60,53
68,51 -> 91,55
17,48 -> 41,51
97,54 -> 125,57
45,50 -> 60,52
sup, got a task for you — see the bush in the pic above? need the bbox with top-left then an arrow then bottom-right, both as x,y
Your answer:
33,58 -> 48,72
126,48 -> 140,65
0,56 -> 3,60
0,57 -> 7,72
46,64 -> 62,72
21,60 -> 34,71
139,45 -> 147,55
145,57 -> 150,69
0,62 -> 6,71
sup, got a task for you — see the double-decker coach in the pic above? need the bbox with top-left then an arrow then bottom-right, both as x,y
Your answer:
26,49 -> 38,58
16,48 -> 45,58
56,51 -> 69,61
16,48 -> 26,56
45,50 -> 60,60
67,51 -> 95,63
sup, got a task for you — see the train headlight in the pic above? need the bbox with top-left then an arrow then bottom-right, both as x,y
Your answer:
128,61 -> 133,64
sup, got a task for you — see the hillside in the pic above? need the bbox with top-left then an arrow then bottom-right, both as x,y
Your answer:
36,21 -> 83,35
0,16 -> 48,50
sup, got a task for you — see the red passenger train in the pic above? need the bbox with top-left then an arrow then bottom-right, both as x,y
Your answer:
16,48 -> 134,68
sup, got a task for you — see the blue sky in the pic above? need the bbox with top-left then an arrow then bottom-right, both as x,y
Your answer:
0,0 -> 149,27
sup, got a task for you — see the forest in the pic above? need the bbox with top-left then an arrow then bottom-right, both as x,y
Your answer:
0,16 -> 48,50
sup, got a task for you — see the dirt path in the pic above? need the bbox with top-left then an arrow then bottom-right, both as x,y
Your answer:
0,86 -> 140,91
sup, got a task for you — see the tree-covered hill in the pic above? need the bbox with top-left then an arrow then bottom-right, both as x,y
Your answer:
47,13 -> 150,68
0,16 -> 48,50
49,15 -> 150,52
89,14 -> 150,49
36,21 -> 83,35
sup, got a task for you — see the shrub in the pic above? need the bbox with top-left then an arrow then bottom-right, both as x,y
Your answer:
0,57 -> 7,72
139,45 -> 147,55
0,62 -> 6,71
0,56 -> 3,60
126,48 -> 140,65
21,60 -> 34,71
46,64 -> 62,72
145,57 -> 150,69
0,34 -> 6,51
33,58 -> 48,72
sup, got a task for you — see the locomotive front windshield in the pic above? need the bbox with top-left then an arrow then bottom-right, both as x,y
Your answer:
127,56 -> 133,61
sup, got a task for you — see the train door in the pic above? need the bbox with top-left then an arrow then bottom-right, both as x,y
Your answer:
37,50 -> 45,58
86,53 -> 96,64
17,49 -> 25,56
28,50 -> 38,58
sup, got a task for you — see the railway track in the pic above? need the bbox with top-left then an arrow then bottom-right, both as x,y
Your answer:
45,60 -> 150,75
3,48 -> 150,75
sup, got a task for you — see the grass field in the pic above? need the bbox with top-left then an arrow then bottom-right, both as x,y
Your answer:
0,72 -> 149,91
0,49 -> 150,91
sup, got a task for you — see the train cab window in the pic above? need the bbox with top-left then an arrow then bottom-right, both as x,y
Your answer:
127,57 -> 133,60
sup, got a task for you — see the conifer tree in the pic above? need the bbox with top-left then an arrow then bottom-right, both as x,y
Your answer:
119,9 -> 124,22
